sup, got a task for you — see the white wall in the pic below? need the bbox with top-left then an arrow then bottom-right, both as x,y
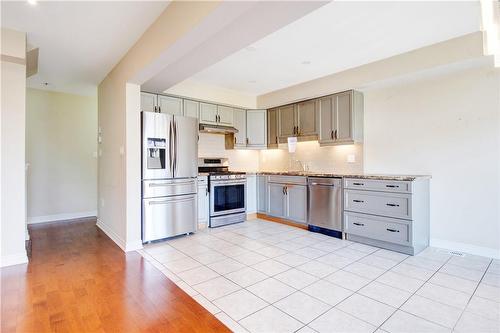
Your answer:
1,28 -> 28,267
363,67 -> 500,258
25,89 -> 97,223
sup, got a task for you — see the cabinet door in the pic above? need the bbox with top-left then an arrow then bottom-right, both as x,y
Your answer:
217,105 -> 234,126
141,92 -> 157,112
335,91 -> 353,142
197,184 -> 209,225
233,108 -> 247,148
257,175 -> 268,213
268,183 -> 285,218
278,105 -> 296,141
246,110 -> 267,148
184,99 -> 199,119
318,95 -> 334,144
267,108 -> 278,148
199,103 -> 218,124
296,99 -> 317,137
158,95 -> 183,116
286,185 -> 307,224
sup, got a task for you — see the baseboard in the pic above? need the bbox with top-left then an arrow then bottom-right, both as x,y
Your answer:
1,252 -> 29,267
28,211 -> 97,224
246,212 -> 258,220
430,238 -> 500,259
96,219 -> 143,252
256,213 -> 308,230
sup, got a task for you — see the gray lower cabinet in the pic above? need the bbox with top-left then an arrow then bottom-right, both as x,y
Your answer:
197,176 -> 209,225
257,175 -> 268,213
286,185 -> 307,223
268,182 -> 286,218
267,176 -> 307,224
343,177 -> 430,255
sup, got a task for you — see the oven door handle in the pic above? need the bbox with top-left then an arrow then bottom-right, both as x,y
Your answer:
211,180 -> 246,186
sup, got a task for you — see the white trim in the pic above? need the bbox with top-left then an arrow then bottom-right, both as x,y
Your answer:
430,238 -> 500,259
96,219 -> 143,252
28,211 -> 97,224
1,252 -> 29,267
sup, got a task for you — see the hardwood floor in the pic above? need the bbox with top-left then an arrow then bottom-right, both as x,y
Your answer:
1,218 -> 230,333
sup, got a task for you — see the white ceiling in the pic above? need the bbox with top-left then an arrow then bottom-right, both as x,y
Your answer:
187,1 -> 482,96
1,1 -> 169,96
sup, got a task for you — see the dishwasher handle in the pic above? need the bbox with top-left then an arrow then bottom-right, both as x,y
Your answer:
309,182 -> 336,187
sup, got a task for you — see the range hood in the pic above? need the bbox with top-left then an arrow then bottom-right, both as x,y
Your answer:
199,123 -> 239,134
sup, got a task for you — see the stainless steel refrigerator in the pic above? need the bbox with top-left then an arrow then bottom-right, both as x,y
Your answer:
141,111 -> 198,242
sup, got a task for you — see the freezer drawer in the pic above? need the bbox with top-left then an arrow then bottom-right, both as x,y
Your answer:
142,194 -> 197,242
143,178 -> 197,198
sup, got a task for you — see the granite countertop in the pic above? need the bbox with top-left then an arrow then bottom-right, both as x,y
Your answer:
246,171 -> 431,181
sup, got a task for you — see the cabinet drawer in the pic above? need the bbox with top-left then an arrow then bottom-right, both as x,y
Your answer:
344,189 -> 412,220
344,178 -> 412,193
268,175 -> 307,185
344,212 -> 410,245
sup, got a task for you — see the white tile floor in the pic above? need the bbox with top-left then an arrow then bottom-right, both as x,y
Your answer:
137,219 -> 500,333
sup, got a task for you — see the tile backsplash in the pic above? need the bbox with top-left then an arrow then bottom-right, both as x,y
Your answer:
198,133 -> 363,173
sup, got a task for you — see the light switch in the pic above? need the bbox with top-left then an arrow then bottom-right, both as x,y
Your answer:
347,154 -> 356,163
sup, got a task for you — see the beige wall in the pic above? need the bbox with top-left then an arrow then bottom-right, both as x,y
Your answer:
363,67 -> 500,258
98,2 -> 221,251
26,89 -> 97,223
1,28 -> 28,267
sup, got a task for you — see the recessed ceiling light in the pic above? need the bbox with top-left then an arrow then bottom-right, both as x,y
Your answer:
301,60 -> 311,65
248,80 -> 256,84
245,46 -> 256,52
27,0 -> 37,5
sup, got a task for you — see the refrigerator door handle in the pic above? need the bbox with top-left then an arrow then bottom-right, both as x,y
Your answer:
173,118 -> 177,177
169,120 -> 174,176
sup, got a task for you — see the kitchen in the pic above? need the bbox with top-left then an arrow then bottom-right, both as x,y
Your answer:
1,1 -> 499,333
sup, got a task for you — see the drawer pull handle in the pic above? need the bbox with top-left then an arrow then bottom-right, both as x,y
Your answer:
353,222 -> 365,227
353,199 -> 364,203
386,185 -> 399,188
386,228 -> 400,233
386,203 -> 400,207
353,182 -> 364,186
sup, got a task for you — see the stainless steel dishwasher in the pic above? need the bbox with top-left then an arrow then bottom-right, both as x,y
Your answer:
307,177 -> 343,236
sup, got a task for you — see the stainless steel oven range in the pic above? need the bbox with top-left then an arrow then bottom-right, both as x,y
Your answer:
199,158 -> 246,228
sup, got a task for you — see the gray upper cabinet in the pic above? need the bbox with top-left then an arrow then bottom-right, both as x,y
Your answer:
296,99 -> 317,138
183,99 -> 199,119
200,102 -> 218,124
278,104 -> 296,142
217,105 -> 234,126
233,108 -> 247,148
267,108 -> 278,148
246,110 -> 267,148
141,92 -> 157,112
158,95 -> 183,116
318,90 -> 363,146
286,185 -> 307,223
